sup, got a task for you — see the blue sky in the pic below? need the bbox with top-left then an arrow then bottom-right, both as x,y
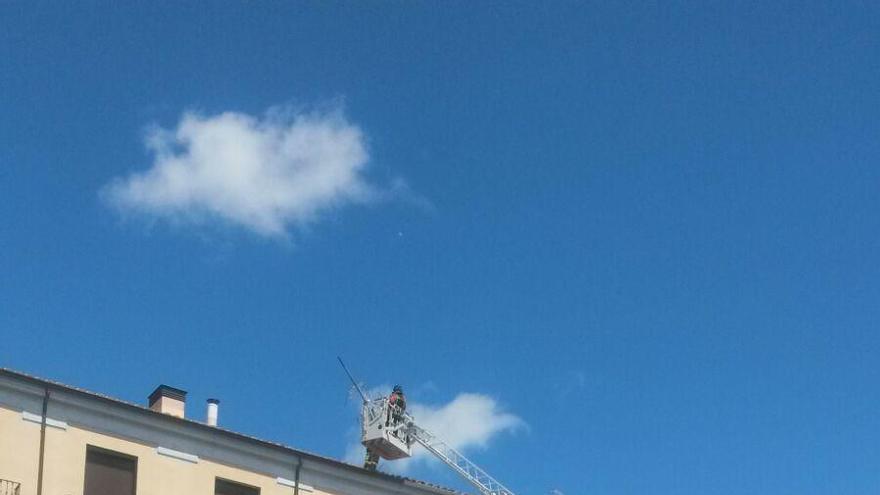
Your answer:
2,2 -> 879,494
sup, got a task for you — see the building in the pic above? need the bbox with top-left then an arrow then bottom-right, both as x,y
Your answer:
0,368 -> 457,495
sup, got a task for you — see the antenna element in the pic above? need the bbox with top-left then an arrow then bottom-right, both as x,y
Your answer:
337,356 -> 369,404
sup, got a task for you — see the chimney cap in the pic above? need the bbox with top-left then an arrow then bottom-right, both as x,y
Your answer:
207,398 -> 220,405
149,385 -> 187,405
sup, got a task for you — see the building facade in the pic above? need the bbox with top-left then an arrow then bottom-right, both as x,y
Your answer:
0,369 -> 456,495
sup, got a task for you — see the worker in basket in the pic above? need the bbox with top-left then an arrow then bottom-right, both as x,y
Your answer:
387,384 -> 406,427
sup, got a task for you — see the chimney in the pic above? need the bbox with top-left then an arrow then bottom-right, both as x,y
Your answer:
148,385 -> 187,418
206,398 -> 220,426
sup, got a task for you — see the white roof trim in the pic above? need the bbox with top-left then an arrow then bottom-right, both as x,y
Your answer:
276,477 -> 315,491
22,410 -> 68,430
156,446 -> 199,463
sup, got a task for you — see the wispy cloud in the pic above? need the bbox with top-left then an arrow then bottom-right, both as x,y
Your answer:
344,388 -> 524,475
409,394 -> 524,454
102,104 -> 378,239
553,369 -> 588,400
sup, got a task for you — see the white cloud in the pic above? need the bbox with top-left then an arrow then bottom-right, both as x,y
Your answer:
103,105 -> 376,238
344,391 -> 524,474
409,394 -> 524,454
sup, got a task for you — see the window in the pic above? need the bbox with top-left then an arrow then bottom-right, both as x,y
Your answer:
215,478 -> 259,495
83,446 -> 137,495
0,479 -> 21,495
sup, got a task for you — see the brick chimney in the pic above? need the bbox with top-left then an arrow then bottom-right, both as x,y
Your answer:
148,385 -> 187,418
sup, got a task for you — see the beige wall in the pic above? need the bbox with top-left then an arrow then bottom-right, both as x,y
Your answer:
0,405 -> 41,495
0,406 -> 333,495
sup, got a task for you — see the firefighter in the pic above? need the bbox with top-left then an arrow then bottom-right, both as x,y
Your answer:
386,385 -> 406,426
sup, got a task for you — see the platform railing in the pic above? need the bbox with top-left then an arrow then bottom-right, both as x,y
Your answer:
0,479 -> 20,495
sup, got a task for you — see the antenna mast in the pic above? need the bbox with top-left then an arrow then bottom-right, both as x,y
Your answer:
337,356 -> 369,404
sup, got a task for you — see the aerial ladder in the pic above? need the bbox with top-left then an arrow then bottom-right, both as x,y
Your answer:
339,358 -> 516,495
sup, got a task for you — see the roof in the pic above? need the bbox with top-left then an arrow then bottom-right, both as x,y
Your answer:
0,367 -> 462,495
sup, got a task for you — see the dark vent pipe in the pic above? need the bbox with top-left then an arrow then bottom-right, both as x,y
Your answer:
294,455 -> 303,495
36,386 -> 49,495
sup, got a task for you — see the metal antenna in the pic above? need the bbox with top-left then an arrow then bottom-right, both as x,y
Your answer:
337,356 -> 369,405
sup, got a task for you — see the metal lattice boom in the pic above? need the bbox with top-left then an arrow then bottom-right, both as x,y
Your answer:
338,359 -> 517,495
406,419 -> 516,495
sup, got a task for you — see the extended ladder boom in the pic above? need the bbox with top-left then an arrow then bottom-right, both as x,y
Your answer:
406,419 -> 516,495
339,360 -> 517,494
